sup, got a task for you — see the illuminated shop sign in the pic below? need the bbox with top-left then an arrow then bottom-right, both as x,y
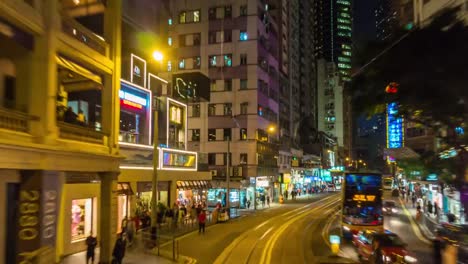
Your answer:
119,90 -> 147,106
386,102 -> 404,148
330,166 -> 345,172
170,105 -> 182,124
256,176 -> 270,187
172,72 -> 210,102
161,148 -> 197,171
352,194 -> 376,202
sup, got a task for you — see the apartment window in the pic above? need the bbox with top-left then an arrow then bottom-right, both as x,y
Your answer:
167,61 -> 172,71
168,37 -> 172,46
225,6 -> 232,18
210,80 -> 217,91
209,55 -> 217,67
224,54 -> 232,67
193,56 -> 201,69
209,8 -> 216,20
239,31 -> 248,41
240,128 -> 247,140
223,128 -> 231,140
179,12 -> 186,23
223,103 -> 232,116
240,79 -> 248,90
240,153 -> 248,164
179,10 -> 200,24
168,18 -> 173,25
191,104 -> 200,117
240,102 -> 248,115
223,153 -> 232,166
240,5 -> 248,16
208,129 -> 216,141
208,104 -> 216,116
208,153 -> 216,165
240,54 -> 247,65
178,58 -> 185,69
193,34 -> 201,45
224,79 -> 232,91
190,129 -> 200,141
224,30 -> 232,42
193,10 -> 200,22
208,31 -> 216,44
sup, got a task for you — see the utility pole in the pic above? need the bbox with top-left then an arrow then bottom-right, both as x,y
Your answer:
226,137 -> 230,212
151,98 -> 159,237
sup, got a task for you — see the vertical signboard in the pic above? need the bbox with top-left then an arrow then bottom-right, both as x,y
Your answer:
386,102 -> 404,148
16,171 -> 60,264
130,54 -> 146,88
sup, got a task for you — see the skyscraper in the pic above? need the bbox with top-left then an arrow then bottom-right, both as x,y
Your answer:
375,0 -> 400,41
314,0 -> 353,82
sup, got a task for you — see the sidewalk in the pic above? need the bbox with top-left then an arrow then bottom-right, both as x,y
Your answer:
398,197 -> 437,240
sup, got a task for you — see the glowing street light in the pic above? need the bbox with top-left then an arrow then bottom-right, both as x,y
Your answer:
152,51 -> 163,61
267,125 -> 275,133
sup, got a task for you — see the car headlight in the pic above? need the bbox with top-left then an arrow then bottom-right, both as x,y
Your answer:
384,255 -> 392,262
404,256 -> 418,263
343,226 -> 350,231
383,208 -> 387,212
392,208 -> 398,213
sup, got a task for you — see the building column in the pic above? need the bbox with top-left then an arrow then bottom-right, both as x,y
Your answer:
170,180 -> 178,206
99,172 -> 118,264
29,0 -> 59,144
102,0 -> 122,153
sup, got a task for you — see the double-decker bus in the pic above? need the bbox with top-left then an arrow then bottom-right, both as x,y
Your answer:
341,172 -> 384,238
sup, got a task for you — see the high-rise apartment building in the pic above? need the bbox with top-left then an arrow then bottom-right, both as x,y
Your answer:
166,0 -> 281,203
313,0 -> 353,82
375,0 -> 400,41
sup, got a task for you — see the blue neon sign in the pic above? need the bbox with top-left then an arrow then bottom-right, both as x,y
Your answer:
119,90 -> 147,106
387,102 -> 403,148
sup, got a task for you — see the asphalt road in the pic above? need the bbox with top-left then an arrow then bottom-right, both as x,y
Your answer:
160,193 -> 349,264
339,190 -> 433,263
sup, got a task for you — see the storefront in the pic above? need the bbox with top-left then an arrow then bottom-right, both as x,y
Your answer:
134,181 -> 170,214
207,188 -> 243,208
177,180 -> 211,205
119,80 -> 151,145
116,182 -> 134,232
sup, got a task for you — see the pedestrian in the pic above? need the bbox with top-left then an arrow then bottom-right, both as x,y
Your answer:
198,209 -> 206,234
433,230 -> 445,264
261,195 -> 265,208
427,201 -> 433,215
266,195 -> 270,208
370,239 -> 384,264
112,233 -> 126,264
243,196 -> 247,208
411,195 -> 416,208
85,233 -> 97,264
246,199 -> 251,209
284,190 -> 288,200
434,202 -> 439,218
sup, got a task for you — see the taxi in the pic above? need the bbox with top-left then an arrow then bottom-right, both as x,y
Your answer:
352,230 -> 418,263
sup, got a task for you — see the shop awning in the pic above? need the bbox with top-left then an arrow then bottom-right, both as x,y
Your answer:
56,55 -> 103,85
177,180 -> 212,190
115,182 -> 134,196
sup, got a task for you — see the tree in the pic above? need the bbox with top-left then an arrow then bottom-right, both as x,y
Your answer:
350,6 -> 468,186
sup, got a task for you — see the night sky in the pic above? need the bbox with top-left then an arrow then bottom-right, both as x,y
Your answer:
353,1 -> 377,49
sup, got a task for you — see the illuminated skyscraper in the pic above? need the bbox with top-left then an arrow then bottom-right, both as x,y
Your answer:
314,0 -> 353,82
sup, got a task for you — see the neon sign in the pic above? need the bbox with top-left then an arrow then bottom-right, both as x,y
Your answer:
161,148 -> 197,171
119,90 -> 147,106
386,102 -> 404,148
121,99 -> 143,109
352,194 -> 376,202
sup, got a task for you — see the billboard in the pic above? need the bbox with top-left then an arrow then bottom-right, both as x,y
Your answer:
172,72 -> 210,102
386,102 -> 404,148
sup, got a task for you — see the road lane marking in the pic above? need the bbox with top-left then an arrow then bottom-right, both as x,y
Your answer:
398,197 -> 431,245
261,198 -> 341,264
260,227 -> 274,240
214,194 -> 339,264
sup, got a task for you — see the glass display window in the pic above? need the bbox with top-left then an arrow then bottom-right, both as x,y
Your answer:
71,198 -> 94,242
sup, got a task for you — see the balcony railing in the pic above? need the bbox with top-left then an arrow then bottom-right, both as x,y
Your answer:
58,121 -> 107,145
61,16 -> 108,56
0,107 -> 32,133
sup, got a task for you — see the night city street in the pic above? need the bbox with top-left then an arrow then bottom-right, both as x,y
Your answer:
0,0 -> 467,263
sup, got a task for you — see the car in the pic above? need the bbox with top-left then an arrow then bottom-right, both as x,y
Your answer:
352,230 -> 417,263
327,184 -> 335,191
335,183 -> 342,191
382,200 -> 398,215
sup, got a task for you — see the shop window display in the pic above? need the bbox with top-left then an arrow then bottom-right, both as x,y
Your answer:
71,198 -> 94,242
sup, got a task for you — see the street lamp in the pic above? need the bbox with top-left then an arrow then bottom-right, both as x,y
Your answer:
152,51 -> 163,62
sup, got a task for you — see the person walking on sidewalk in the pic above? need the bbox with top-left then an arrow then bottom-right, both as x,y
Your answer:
266,195 -> 270,208
85,233 -> 97,264
411,194 -> 416,208
112,233 -> 127,264
198,209 -> 207,234
246,199 -> 251,209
